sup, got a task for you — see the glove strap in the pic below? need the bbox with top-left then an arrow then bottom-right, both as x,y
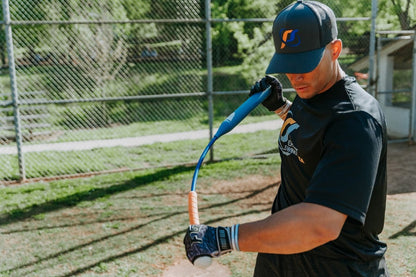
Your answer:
216,224 -> 240,255
217,227 -> 232,252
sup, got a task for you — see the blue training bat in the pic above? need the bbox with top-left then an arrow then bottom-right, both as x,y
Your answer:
187,87 -> 271,268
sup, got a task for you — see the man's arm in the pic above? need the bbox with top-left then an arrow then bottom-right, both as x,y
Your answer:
183,202 -> 347,264
238,202 -> 347,254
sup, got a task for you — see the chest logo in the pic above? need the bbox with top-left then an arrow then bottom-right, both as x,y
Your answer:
279,112 -> 304,163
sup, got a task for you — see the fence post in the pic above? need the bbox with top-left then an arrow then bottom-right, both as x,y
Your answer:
368,0 -> 377,96
410,32 -> 416,143
205,0 -> 214,161
2,0 -> 26,181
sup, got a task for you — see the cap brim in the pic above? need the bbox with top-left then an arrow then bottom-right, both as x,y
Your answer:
265,47 -> 325,74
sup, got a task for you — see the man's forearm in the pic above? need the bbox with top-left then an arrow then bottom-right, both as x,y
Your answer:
238,202 -> 347,254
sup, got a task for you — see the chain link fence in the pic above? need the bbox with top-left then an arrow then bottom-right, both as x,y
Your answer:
0,0 -> 376,184
375,31 -> 415,141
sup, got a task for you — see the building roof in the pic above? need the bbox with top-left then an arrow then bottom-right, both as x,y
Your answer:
349,34 -> 414,72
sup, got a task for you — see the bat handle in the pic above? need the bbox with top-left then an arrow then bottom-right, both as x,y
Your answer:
188,191 -> 200,225
188,191 -> 213,269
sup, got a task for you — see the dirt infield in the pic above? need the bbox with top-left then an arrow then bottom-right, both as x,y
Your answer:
163,142 -> 416,276
386,142 -> 416,194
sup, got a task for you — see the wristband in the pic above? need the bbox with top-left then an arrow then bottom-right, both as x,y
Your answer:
277,100 -> 292,116
231,224 -> 240,251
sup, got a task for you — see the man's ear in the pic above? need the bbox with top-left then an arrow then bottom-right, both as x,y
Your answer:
331,39 -> 342,60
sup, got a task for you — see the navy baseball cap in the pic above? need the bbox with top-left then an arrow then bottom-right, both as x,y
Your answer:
266,0 -> 338,74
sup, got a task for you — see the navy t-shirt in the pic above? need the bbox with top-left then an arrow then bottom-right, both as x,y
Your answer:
254,77 -> 389,276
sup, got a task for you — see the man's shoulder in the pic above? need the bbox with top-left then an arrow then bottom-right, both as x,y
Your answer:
332,76 -> 384,125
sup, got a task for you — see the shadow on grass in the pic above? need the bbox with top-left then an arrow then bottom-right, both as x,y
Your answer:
2,193 -> 187,234
389,220 -> 416,239
0,165 -> 194,227
1,178 -> 278,276
61,207 -> 271,277
59,182 -> 277,277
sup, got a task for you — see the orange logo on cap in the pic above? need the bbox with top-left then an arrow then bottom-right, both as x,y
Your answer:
280,29 -> 300,49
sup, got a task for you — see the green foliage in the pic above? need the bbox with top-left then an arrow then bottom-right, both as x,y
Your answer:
378,0 -> 415,30
211,0 -> 277,67
392,69 -> 412,108
239,24 -> 275,82
122,0 -> 158,41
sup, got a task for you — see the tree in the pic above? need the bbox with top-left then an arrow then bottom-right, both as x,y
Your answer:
379,0 -> 415,30
210,0 -> 278,66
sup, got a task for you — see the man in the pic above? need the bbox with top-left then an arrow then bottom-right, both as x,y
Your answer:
184,1 -> 389,276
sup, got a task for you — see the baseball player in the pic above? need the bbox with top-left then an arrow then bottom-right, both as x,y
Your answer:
184,1 -> 389,276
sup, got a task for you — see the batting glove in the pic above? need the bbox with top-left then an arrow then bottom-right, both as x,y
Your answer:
249,75 -> 286,112
183,224 -> 240,264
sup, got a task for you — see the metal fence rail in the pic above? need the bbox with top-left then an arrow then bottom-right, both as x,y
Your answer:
0,0 -> 380,184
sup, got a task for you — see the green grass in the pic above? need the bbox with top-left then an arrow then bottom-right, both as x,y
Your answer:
0,156 -> 280,276
0,157 -> 414,276
50,114 -> 277,143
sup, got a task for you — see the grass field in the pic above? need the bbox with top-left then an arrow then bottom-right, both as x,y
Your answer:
0,131 -> 415,276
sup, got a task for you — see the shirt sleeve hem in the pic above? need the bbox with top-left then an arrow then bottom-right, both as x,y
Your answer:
304,198 -> 366,225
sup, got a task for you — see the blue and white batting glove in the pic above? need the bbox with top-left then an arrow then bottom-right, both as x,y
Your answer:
183,224 -> 240,264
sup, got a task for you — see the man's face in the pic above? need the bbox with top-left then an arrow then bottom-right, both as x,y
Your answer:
285,41 -> 339,99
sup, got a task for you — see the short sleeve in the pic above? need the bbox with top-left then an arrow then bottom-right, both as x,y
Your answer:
304,112 -> 384,224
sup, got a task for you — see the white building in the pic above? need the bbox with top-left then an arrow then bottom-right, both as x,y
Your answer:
350,34 -> 415,140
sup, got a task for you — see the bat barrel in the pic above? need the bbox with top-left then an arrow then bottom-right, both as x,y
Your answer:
215,87 -> 271,137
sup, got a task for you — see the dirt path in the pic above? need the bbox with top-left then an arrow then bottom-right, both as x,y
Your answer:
0,120 -> 283,155
162,260 -> 231,277
163,142 -> 416,276
386,142 -> 416,194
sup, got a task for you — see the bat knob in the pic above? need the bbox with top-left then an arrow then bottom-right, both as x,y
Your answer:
194,256 -> 213,269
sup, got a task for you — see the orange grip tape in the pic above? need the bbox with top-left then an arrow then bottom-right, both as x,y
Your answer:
188,191 -> 200,225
